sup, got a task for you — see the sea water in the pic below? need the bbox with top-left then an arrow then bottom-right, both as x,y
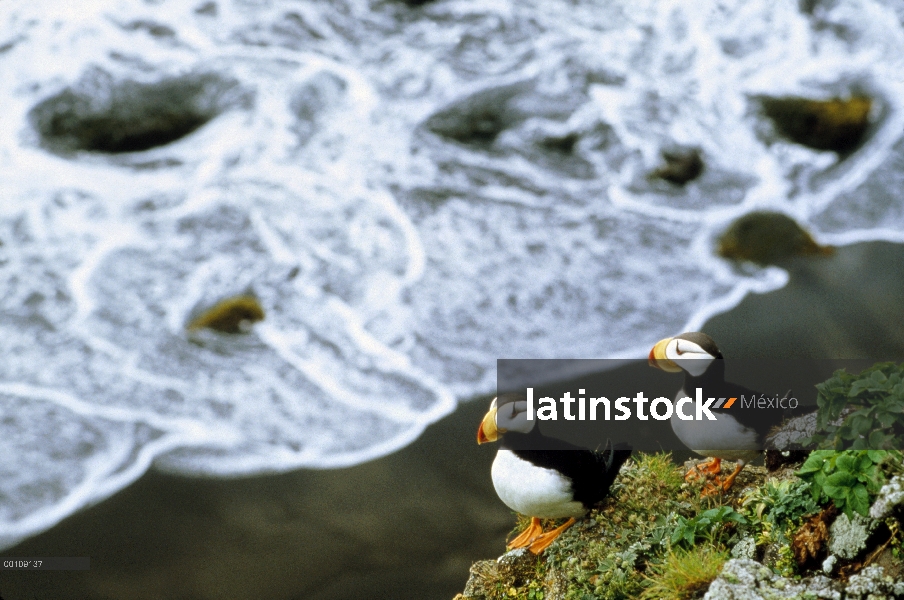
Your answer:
1,0 -> 903,550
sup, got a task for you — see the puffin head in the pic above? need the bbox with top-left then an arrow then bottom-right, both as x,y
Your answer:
477,393 -> 534,444
648,331 -> 722,377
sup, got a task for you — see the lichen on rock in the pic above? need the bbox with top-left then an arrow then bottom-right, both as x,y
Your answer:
704,558 -> 841,599
731,537 -> 756,560
871,475 -> 904,520
844,565 -> 904,599
828,512 -> 875,560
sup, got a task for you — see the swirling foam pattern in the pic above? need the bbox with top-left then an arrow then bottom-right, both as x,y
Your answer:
1,0 -> 903,549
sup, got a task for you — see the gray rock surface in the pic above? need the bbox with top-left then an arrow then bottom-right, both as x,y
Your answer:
871,475 -> 904,520
705,559 -> 904,600
828,513 -> 875,560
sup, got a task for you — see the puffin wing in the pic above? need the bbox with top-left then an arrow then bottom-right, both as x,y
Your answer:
505,434 -> 632,508
710,383 -> 798,444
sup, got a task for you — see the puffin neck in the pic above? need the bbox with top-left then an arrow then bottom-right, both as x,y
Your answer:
499,427 -> 543,450
683,358 -> 725,387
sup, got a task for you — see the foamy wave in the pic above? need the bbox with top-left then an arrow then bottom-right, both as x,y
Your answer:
1,0 -> 903,549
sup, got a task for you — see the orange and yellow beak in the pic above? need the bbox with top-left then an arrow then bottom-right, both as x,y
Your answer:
648,337 -> 682,373
477,406 -> 499,444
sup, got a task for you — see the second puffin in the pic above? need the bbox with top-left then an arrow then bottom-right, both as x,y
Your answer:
477,393 -> 632,554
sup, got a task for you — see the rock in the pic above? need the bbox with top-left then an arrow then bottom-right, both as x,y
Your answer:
423,81 -> 535,147
538,132 -> 580,154
422,80 -> 577,148
844,565 -> 904,599
870,475 -> 904,520
874,546 -> 904,582
649,147 -> 704,185
543,565 -> 569,600
29,68 -> 248,154
187,295 -> 265,334
760,96 -> 872,153
763,414 -> 813,473
717,211 -> 834,266
828,513 -> 875,560
764,448 -> 810,471
495,548 -> 535,586
704,558 -> 842,599
731,537 -> 756,560
460,559 -> 499,600
766,409 -> 820,451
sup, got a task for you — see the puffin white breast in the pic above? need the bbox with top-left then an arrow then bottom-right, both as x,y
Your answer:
670,390 -> 759,461
491,449 -> 585,519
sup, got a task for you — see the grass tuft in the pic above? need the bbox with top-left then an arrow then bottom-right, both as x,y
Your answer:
641,545 -> 729,600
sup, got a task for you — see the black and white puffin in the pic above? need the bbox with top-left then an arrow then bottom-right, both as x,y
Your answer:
477,393 -> 632,553
648,332 -> 796,493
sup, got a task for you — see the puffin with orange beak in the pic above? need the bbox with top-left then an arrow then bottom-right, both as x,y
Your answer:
648,332 -> 794,494
477,393 -> 632,554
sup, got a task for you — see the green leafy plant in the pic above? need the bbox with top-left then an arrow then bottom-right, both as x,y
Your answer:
669,506 -> 747,548
808,362 -> 904,450
796,449 -> 897,518
741,478 -> 819,531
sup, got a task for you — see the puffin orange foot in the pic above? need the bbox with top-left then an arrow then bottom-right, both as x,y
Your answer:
685,457 -> 722,482
701,477 -> 725,496
508,517 -> 544,550
700,462 -> 745,496
719,463 -> 744,492
528,517 -> 576,554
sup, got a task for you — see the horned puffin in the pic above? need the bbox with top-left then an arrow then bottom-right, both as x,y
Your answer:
477,393 -> 632,554
648,332 -> 795,493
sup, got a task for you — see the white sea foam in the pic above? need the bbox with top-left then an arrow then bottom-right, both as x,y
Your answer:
1,0 -> 903,549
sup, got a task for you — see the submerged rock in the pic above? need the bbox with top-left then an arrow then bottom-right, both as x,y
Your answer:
187,295 -> 265,334
422,80 -> 576,149
30,68 -> 248,154
717,211 -> 834,266
649,147 -> 704,185
760,96 -> 872,154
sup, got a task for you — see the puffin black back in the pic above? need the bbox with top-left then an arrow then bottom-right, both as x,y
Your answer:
502,430 -> 633,509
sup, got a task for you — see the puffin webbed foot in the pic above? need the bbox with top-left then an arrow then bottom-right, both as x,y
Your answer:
685,457 -> 722,482
700,462 -> 745,496
528,517 -> 576,554
719,462 -> 744,492
507,517 -> 544,550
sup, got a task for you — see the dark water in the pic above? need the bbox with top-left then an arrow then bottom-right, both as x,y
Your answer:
5,242 -> 904,598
